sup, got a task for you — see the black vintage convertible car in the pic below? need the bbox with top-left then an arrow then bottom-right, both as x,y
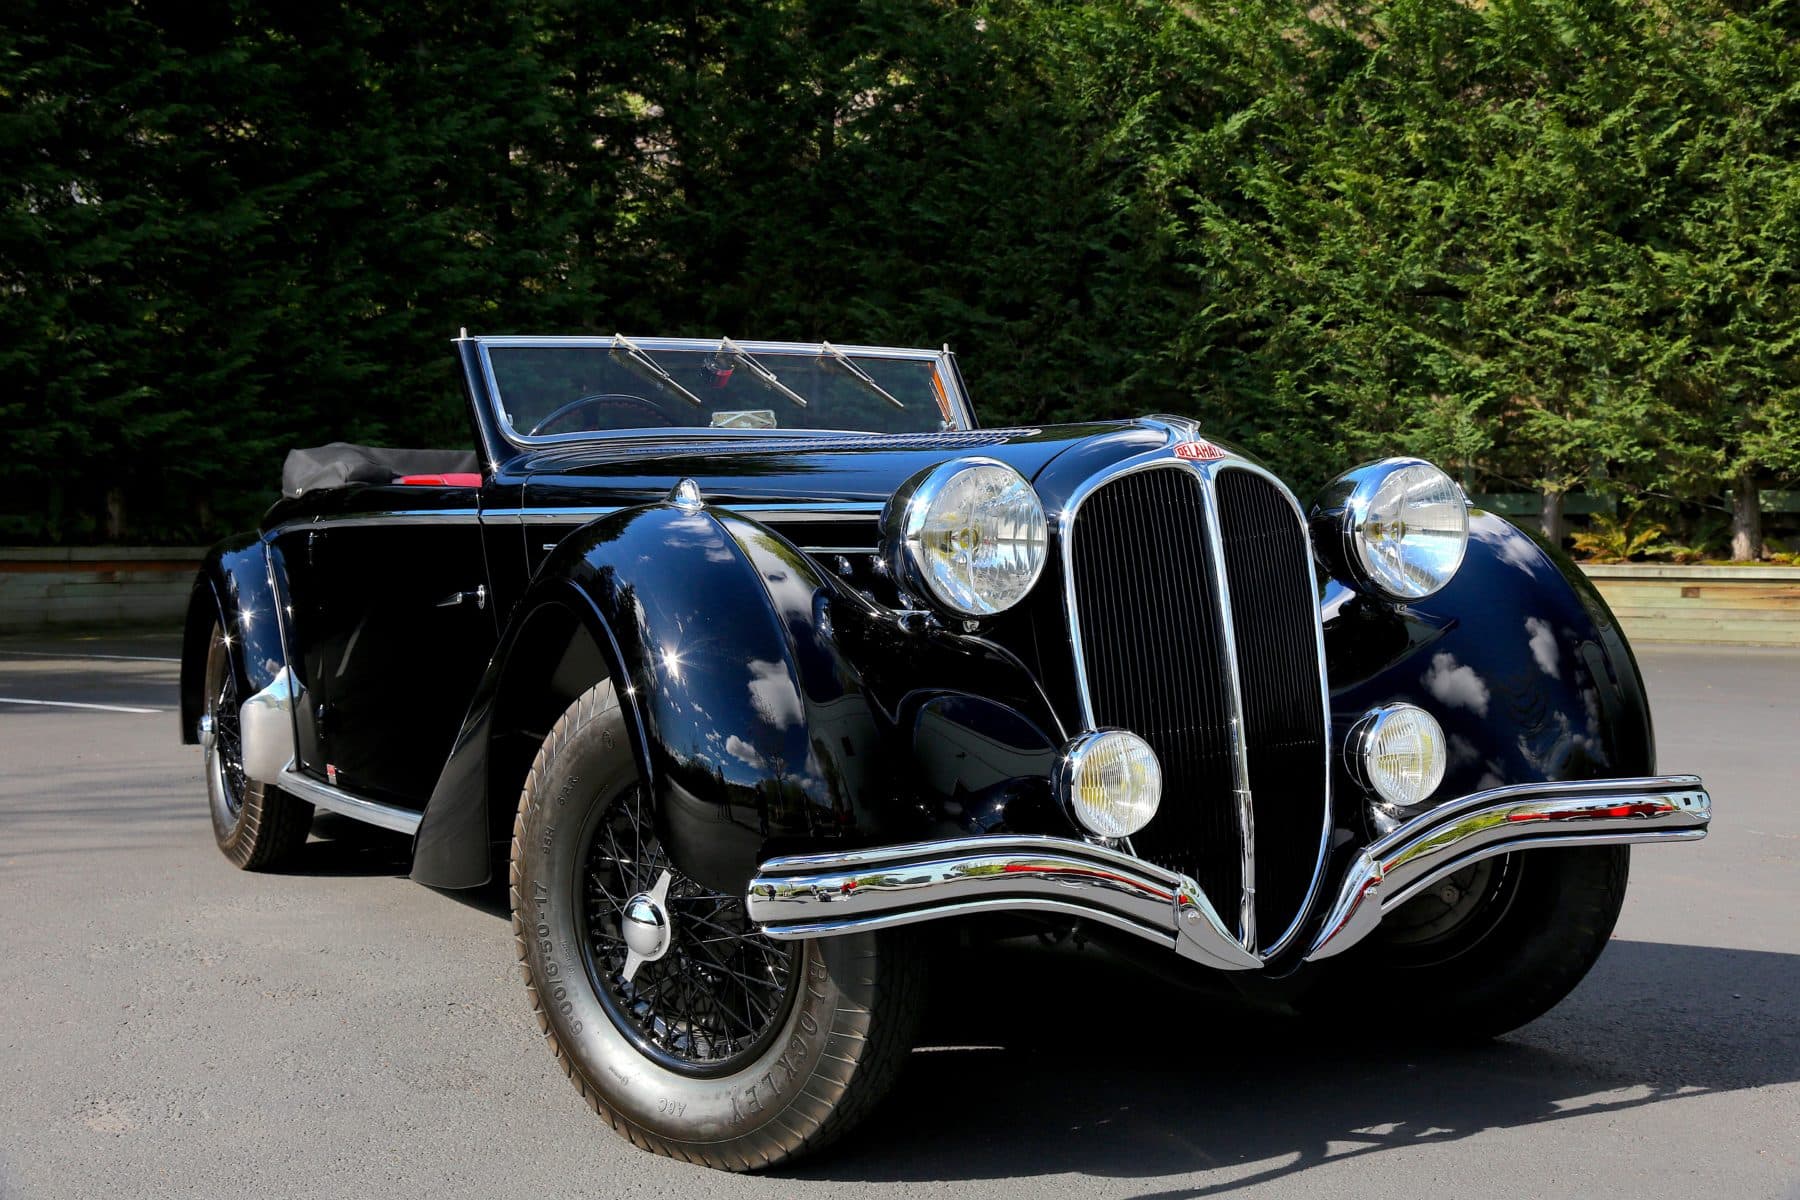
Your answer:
182,334 -> 1710,1170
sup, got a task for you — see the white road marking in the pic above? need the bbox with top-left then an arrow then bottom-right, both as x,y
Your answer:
0,697 -> 164,714
0,650 -> 179,664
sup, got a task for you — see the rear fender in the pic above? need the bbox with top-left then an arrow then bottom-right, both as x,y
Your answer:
178,533 -> 288,745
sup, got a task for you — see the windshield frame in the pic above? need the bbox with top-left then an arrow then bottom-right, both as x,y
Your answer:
469,335 -> 977,451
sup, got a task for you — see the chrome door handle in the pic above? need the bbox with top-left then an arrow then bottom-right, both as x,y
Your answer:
436,585 -> 487,611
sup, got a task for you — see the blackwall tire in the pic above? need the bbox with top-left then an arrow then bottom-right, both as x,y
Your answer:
1304,846 -> 1630,1040
510,679 -> 925,1171
202,623 -> 312,870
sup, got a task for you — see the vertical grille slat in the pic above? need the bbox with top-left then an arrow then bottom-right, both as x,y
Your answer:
1071,468 -> 1239,912
1217,469 -> 1329,944
1069,462 -> 1328,953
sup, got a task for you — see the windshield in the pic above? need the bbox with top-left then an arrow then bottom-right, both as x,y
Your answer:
482,338 -> 966,441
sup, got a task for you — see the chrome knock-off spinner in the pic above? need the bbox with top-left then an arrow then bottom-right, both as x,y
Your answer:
619,869 -> 673,983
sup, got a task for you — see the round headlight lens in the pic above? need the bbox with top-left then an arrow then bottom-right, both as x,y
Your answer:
888,458 -> 1048,617
1350,703 -> 1447,809
1060,730 -> 1163,839
1312,458 -> 1469,600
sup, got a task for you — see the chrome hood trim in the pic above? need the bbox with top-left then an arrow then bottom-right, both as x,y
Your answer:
745,774 -> 1709,972
1302,774 -> 1710,962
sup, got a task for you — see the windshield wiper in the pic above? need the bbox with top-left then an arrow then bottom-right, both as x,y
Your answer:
820,341 -> 905,410
718,337 -> 810,408
610,333 -> 704,407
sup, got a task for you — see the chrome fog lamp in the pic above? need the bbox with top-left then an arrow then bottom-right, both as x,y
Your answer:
1310,458 -> 1469,600
1059,730 -> 1162,840
884,457 -> 1048,618
1348,703 -> 1447,810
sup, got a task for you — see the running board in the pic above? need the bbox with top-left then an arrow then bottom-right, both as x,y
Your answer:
276,764 -> 423,835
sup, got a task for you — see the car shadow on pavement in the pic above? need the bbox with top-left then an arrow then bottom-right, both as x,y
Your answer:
790,937 -> 1799,1194
275,812 -> 415,877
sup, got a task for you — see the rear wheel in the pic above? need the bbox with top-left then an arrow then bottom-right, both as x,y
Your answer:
201,623 -> 312,869
1304,846 -> 1630,1040
510,680 -> 924,1170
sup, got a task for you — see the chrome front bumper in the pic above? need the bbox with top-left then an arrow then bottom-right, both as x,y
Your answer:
745,774 -> 1710,968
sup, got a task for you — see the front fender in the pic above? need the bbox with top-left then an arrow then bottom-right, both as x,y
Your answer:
1323,511 -> 1655,826
411,501 -> 1070,893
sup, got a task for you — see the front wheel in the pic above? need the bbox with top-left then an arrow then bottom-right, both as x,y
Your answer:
510,680 -> 924,1171
1303,845 -> 1630,1040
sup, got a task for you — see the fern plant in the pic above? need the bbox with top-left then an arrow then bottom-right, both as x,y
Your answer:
1570,512 -> 1669,563
1653,514 -> 1729,564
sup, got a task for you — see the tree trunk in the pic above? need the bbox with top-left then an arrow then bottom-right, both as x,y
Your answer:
105,487 -> 127,542
1539,486 -> 1565,546
1730,471 -> 1763,561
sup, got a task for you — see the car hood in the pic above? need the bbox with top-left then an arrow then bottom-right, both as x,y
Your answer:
512,420 -> 1175,511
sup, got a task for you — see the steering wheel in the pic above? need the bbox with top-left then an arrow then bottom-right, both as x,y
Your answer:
526,393 -> 680,436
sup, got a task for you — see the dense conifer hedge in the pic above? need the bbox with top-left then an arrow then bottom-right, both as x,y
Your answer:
4,1 -> 1796,556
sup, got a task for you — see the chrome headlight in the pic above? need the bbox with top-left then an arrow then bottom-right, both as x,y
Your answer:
1310,458 -> 1469,600
884,458 -> 1048,617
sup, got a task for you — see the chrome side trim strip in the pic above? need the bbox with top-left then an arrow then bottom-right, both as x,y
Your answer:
238,667 -> 299,785
275,764 -> 423,836
502,501 -> 886,526
265,510 -> 483,539
268,502 -> 882,538
1302,774 -> 1711,962
746,834 -> 1263,972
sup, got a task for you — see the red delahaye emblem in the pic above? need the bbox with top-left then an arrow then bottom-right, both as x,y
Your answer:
1172,439 -> 1226,462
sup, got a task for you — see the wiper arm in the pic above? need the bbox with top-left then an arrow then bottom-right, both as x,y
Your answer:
820,341 -> 905,410
719,337 -> 809,408
610,333 -> 704,407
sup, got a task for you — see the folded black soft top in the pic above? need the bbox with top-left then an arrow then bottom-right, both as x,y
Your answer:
281,443 -> 480,497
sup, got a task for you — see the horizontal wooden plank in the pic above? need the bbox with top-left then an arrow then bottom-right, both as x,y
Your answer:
1593,588 -> 1800,610
0,546 -> 208,564
1594,579 -> 1800,593
1611,619 -> 1800,646
1582,564 -> 1800,581
1607,605 -> 1797,623
0,560 -> 199,575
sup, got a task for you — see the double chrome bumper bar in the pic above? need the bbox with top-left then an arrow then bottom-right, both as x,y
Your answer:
745,774 -> 1710,967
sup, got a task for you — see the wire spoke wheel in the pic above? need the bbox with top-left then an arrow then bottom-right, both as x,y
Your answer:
199,622 -> 311,871
207,662 -> 248,819
513,679 -> 925,1169
578,785 -> 799,1077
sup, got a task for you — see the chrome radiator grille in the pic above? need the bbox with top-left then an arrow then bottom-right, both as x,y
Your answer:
1067,462 -> 1329,954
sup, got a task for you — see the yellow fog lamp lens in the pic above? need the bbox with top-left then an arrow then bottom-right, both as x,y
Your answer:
1349,703 -> 1447,810
1058,730 -> 1163,840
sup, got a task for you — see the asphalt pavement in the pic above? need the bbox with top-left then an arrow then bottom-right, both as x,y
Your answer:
0,634 -> 1795,1200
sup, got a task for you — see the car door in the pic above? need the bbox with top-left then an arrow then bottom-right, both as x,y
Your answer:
274,481 -> 497,808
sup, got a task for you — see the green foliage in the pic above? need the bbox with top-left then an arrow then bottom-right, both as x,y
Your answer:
2,0 -> 1798,543
1651,511 -> 1730,564
1568,508 -> 1668,563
